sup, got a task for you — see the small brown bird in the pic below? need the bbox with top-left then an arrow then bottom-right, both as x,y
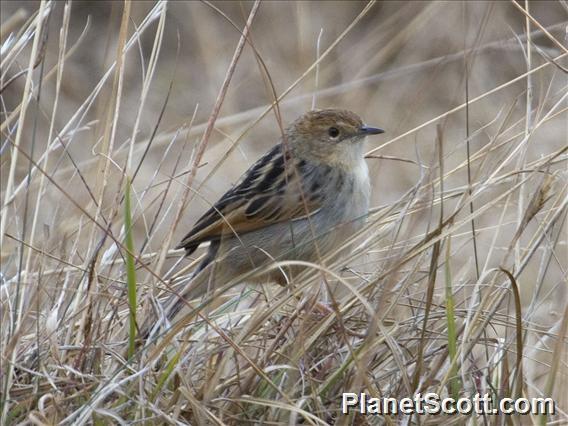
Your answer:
146,109 -> 383,333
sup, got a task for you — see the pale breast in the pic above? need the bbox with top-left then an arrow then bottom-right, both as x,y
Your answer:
219,158 -> 370,270
343,159 -> 371,222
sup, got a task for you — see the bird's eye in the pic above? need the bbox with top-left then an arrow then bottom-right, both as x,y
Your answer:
328,127 -> 340,138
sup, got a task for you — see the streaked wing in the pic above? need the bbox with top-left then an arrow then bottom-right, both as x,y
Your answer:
176,144 -> 326,254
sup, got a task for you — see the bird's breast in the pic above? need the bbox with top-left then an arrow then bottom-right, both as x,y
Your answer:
313,160 -> 370,235
218,161 -> 370,268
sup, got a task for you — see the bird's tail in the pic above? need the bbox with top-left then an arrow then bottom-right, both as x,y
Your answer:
138,260 -> 220,341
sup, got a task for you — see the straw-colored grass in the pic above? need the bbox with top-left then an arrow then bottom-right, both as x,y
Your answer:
1,1 -> 566,425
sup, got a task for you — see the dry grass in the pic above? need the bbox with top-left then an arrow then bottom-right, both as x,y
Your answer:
1,1 -> 567,425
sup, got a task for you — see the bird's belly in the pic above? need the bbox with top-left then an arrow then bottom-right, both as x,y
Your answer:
221,169 -> 370,271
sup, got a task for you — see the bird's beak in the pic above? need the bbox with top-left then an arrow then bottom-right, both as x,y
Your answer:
359,125 -> 385,135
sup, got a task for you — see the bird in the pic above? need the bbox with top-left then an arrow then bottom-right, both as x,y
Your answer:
144,109 -> 384,335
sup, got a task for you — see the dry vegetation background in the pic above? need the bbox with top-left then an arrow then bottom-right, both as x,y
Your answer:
1,1 -> 567,425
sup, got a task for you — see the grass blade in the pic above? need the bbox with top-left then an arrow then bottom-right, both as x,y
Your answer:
124,177 -> 137,360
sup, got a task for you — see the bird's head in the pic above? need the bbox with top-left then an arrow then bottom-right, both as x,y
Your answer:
285,109 -> 383,166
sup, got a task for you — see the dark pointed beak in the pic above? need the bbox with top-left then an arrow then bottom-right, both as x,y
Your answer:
359,125 -> 385,135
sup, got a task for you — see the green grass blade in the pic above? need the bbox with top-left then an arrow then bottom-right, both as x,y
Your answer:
124,177 -> 137,360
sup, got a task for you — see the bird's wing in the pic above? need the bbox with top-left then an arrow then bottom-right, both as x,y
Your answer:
176,144 -> 327,253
